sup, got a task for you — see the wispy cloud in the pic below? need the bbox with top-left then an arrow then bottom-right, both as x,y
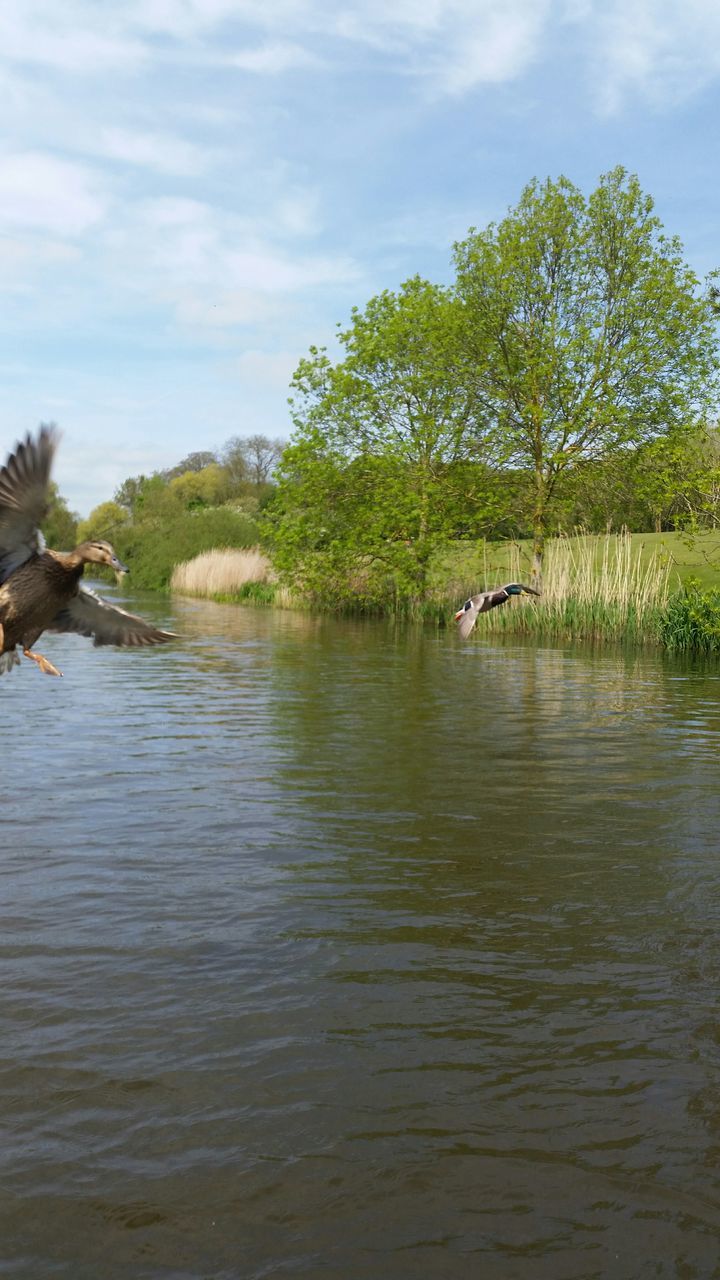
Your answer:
236,348 -> 300,388
96,127 -> 214,176
579,0 -> 720,113
100,195 -> 359,330
338,1 -> 551,92
2,0 -> 720,515
230,42 -> 319,74
0,151 -> 108,236
1,0 -> 554,95
0,2 -> 147,73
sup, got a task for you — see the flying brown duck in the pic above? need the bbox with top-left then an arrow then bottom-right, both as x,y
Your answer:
455,582 -> 540,639
0,427 -> 176,676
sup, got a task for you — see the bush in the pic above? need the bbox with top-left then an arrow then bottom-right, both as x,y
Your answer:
659,584 -> 720,652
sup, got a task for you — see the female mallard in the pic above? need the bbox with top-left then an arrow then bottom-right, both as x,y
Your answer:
455,582 -> 540,639
0,427 -> 176,676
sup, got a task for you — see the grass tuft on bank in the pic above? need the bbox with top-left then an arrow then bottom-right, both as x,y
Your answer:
171,548 -> 271,595
170,547 -> 296,609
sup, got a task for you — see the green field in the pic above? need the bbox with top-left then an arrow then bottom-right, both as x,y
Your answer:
432,530 -> 720,596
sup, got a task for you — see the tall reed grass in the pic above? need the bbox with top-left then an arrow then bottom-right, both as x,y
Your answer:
440,533 -> 672,644
170,548 -> 284,605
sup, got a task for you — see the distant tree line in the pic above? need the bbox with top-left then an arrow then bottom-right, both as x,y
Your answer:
76,433 -> 285,589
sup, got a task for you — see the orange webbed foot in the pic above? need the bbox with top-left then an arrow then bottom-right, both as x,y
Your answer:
23,648 -> 63,677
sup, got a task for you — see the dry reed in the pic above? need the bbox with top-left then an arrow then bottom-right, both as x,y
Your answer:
171,547 -> 273,597
466,532 -> 672,643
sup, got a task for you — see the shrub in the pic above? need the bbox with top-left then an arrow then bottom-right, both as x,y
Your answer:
659,584 -> 720,652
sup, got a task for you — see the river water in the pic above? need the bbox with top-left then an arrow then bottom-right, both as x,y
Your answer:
2,593 -> 720,1279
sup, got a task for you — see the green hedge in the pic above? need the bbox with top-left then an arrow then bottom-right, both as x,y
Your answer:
113,507 -> 260,591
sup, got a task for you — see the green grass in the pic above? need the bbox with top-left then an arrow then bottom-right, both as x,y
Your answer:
213,581 -> 280,606
431,529 -> 720,595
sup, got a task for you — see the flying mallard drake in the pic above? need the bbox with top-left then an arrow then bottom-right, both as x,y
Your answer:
0,427 -> 176,676
455,582 -> 540,639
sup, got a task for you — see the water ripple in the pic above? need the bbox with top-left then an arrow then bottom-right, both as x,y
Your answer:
2,601 -> 720,1276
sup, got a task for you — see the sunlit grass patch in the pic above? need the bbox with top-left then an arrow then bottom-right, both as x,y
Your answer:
434,529 -> 720,594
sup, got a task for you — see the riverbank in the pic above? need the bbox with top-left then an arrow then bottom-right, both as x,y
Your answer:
169,533 -> 720,652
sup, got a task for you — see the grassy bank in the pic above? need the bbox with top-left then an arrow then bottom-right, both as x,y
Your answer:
171,533 -> 720,650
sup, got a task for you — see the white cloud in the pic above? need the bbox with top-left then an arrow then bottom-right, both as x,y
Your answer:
10,0 -> 720,113
96,127 -> 213,176
131,0 -> 306,37
224,245 -> 358,292
330,0 -> 551,93
427,7 -> 550,94
274,188 -> 322,236
579,0 -> 720,113
0,151 -> 108,236
0,235 -> 80,295
0,0 -> 553,97
174,290 -> 286,328
230,42 -> 319,74
99,195 -> 359,330
0,3 -> 147,73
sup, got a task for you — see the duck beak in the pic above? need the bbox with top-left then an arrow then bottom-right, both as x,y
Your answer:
523,587 -> 540,596
111,556 -> 129,573
454,609 -> 464,620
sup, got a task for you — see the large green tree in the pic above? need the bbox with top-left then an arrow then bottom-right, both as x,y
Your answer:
454,167 -> 720,581
268,277 -> 501,605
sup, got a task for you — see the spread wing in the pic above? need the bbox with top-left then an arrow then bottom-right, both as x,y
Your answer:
47,585 -> 177,648
455,588 -> 512,638
0,426 -> 58,583
456,599 -> 481,639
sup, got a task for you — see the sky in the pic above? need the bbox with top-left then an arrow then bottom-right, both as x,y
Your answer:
2,0 -> 720,515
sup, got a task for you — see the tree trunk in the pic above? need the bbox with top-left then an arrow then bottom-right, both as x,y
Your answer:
531,468 -> 545,591
531,527 -> 544,591
411,472 -> 431,606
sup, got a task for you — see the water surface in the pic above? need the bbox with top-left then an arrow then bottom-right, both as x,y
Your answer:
2,595 -> 720,1278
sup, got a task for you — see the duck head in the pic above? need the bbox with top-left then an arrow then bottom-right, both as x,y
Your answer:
74,539 -> 129,573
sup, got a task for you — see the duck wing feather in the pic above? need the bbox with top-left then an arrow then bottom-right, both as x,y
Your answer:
47,585 -> 177,648
456,596 -> 483,638
0,427 -> 58,583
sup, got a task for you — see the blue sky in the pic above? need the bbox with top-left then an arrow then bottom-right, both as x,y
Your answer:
2,0 -> 720,515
